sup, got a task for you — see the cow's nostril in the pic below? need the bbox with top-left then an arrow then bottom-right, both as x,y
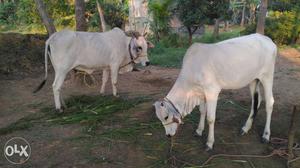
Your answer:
146,62 -> 150,66
166,134 -> 171,138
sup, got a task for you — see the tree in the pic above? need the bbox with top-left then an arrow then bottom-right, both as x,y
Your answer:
75,0 -> 87,31
149,0 -> 172,41
256,0 -> 268,34
176,0 -> 207,45
96,0 -> 107,32
34,0 -> 56,35
240,0 -> 246,27
206,0 -> 231,38
249,0 -> 259,25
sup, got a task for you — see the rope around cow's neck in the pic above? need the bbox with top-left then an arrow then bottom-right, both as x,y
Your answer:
119,37 -> 139,70
164,97 -> 182,119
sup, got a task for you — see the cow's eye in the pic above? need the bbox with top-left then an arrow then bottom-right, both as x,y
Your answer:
164,116 -> 168,120
137,46 -> 142,51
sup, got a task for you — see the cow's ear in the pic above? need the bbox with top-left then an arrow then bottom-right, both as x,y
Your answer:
147,41 -> 155,48
125,31 -> 140,39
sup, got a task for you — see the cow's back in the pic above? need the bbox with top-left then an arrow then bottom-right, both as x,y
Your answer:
47,28 -> 128,70
180,34 -> 277,89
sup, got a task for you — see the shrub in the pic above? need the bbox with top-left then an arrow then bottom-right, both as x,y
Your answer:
160,33 -> 189,48
266,10 -> 300,44
16,0 -> 41,25
242,10 -> 300,45
148,0 -> 172,41
0,2 -> 17,24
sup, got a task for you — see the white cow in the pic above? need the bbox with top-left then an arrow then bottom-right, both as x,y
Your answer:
154,33 -> 277,150
34,28 -> 152,112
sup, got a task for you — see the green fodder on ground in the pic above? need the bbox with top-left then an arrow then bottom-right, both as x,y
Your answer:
0,95 -> 150,136
0,94 -> 295,167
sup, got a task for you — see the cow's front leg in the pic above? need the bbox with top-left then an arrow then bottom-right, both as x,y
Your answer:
204,89 -> 220,151
110,66 -> 119,97
100,68 -> 109,95
196,99 -> 206,136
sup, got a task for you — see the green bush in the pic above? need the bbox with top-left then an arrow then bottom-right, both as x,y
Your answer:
16,0 -> 41,25
242,10 -> 300,45
86,0 -> 129,29
266,10 -> 300,44
0,2 -> 17,24
148,0 -> 172,41
159,33 -> 189,48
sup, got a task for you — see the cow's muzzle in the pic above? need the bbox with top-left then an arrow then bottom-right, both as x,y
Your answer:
145,61 -> 150,66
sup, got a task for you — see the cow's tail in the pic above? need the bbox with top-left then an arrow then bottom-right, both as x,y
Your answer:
33,41 -> 50,93
252,79 -> 260,119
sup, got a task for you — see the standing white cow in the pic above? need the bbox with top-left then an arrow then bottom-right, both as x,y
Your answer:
154,33 -> 277,150
34,28 -> 152,112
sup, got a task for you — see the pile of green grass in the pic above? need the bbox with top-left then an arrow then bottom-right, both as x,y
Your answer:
45,95 -> 145,124
0,95 -> 150,135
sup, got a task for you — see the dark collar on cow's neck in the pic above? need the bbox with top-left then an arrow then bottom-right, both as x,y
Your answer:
164,97 -> 182,119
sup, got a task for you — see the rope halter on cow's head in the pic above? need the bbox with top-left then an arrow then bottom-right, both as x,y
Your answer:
163,97 -> 183,126
124,30 -> 151,67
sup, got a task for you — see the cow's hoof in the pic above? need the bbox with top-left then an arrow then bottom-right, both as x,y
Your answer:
56,108 -> 64,114
240,128 -> 247,136
194,129 -> 203,137
193,132 -> 201,137
261,137 -> 270,144
113,94 -> 120,98
205,145 -> 213,152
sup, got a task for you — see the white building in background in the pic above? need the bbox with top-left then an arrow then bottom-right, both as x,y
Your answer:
127,0 -> 151,33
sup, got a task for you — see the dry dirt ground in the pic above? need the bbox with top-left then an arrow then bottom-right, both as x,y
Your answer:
0,48 -> 300,168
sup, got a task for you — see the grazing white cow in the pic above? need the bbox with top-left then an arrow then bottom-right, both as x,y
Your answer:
34,28 -> 153,112
154,33 -> 277,150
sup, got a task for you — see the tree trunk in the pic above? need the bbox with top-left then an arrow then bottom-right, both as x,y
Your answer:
288,106 -> 299,160
240,0 -> 246,27
75,0 -> 87,31
96,0 -> 107,32
249,4 -> 256,24
256,0 -> 268,34
187,27 -> 193,46
224,20 -> 229,31
34,0 -> 56,36
213,18 -> 220,38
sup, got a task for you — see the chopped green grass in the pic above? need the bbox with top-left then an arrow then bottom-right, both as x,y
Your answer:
0,95 -> 150,135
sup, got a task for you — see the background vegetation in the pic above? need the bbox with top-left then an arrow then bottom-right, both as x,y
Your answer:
0,0 -> 299,68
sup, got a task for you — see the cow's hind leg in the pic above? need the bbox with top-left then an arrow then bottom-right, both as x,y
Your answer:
260,77 -> 274,143
100,68 -> 109,95
196,99 -> 206,136
241,79 -> 262,135
53,71 -> 67,112
60,93 -> 67,108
